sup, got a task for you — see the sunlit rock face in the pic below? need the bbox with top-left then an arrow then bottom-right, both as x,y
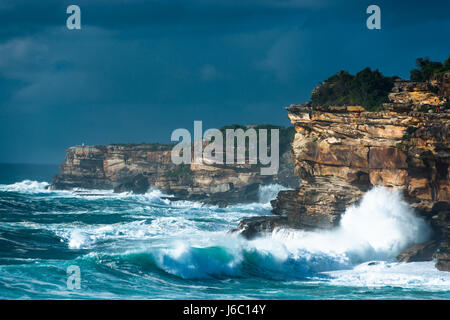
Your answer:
239,75 -> 450,271
51,141 -> 297,206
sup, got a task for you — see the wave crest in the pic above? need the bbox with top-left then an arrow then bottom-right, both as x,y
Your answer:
0,180 -> 50,193
137,187 -> 433,280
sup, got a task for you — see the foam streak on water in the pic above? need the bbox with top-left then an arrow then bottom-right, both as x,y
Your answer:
0,181 -> 449,299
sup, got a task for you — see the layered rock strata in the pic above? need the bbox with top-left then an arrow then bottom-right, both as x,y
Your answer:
52,139 -> 297,206
238,76 -> 450,271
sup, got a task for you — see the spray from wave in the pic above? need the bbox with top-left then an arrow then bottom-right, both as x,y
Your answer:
146,187 -> 432,279
0,180 -> 50,193
2,181 -> 440,286
257,184 -> 289,204
272,186 -> 431,262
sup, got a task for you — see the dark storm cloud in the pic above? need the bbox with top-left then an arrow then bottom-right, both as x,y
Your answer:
0,0 -> 449,163
1,0 -> 449,34
0,0 -> 317,32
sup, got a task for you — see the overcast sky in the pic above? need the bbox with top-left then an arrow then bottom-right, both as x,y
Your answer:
0,0 -> 449,164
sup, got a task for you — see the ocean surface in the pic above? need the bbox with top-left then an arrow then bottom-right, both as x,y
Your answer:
0,163 -> 449,299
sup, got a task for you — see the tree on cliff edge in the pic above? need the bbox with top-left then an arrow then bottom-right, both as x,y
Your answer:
410,56 -> 450,81
311,68 -> 393,111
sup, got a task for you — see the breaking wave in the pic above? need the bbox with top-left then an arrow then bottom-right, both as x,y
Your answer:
2,180 -> 448,298
0,180 -> 50,193
132,187 -> 433,280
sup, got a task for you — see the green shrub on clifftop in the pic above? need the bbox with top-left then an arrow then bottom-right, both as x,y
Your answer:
410,56 -> 450,81
311,68 -> 394,111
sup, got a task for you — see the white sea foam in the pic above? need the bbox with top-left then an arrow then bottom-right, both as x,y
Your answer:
54,219 -> 193,249
5,176 -> 448,299
257,184 -> 290,204
0,180 -> 50,193
147,187 -> 437,281
323,261 -> 450,290
34,181 -> 442,286
1,179 -> 285,207
270,186 -> 431,262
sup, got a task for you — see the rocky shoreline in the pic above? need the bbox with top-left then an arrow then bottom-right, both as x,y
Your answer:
237,75 -> 450,271
51,126 -> 298,207
51,73 -> 450,271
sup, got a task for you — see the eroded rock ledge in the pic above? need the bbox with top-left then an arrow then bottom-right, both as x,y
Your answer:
51,137 -> 298,206
237,77 -> 450,271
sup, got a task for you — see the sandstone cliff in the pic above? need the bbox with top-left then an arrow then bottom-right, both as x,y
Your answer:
51,127 -> 297,206
238,75 -> 450,271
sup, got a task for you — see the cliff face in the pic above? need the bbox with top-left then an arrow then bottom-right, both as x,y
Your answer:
238,75 -> 450,271
52,138 -> 297,206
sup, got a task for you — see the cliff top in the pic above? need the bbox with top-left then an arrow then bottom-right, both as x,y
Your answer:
309,56 -> 449,112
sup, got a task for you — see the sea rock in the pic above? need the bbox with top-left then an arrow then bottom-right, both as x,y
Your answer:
430,202 -> 450,271
113,174 -> 149,194
397,240 -> 439,262
434,245 -> 450,271
232,216 -> 288,239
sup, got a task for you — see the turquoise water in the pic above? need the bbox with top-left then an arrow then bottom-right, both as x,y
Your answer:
0,164 -> 449,299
